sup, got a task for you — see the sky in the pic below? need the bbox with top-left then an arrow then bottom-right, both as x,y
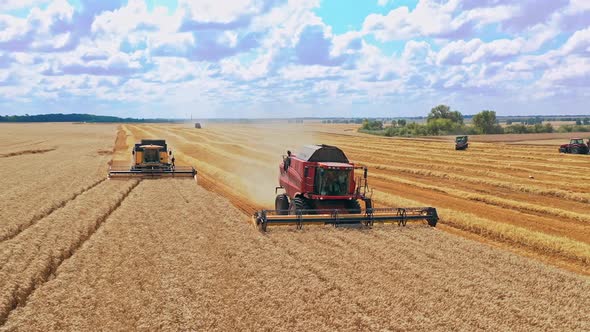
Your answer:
0,0 -> 589,118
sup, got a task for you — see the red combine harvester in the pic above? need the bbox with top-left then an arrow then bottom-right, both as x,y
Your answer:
253,144 -> 438,231
559,138 -> 589,154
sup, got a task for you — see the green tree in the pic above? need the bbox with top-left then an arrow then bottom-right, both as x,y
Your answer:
576,119 -> 582,125
361,119 -> 370,130
544,123 -> 554,133
397,119 -> 407,127
361,119 -> 383,131
472,110 -> 502,134
425,118 -> 460,135
427,105 -> 464,124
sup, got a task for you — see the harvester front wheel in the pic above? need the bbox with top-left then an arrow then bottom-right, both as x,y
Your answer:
289,197 -> 310,215
346,200 -> 362,214
275,194 -> 289,215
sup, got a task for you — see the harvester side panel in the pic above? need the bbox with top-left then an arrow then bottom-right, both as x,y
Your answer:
279,157 -> 308,198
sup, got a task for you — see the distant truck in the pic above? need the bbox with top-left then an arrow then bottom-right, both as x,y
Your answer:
559,138 -> 589,154
455,135 -> 468,150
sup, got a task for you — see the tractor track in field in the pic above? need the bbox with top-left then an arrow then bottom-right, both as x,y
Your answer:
0,178 -> 108,242
0,179 -> 141,326
0,148 -> 56,158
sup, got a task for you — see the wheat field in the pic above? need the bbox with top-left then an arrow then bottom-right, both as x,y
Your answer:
123,123 -> 590,273
0,123 -> 118,241
0,123 -> 589,331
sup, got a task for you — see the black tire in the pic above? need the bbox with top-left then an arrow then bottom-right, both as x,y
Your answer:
346,200 -> 362,214
572,147 -> 580,154
289,196 -> 310,215
427,218 -> 438,227
275,194 -> 289,215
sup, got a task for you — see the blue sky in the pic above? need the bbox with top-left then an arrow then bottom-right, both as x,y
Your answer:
0,0 -> 589,118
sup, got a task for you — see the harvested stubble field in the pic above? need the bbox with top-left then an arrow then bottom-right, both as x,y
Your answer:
0,123 -> 589,331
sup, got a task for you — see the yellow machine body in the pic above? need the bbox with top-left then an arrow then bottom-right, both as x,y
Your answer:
134,145 -> 169,168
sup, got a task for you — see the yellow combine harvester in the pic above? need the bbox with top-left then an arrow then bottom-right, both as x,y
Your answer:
108,139 -> 196,178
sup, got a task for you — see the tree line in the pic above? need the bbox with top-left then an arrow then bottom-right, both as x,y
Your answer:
321,119 -> 364,124
0,113 -> 169,123
359,105 -> 590,137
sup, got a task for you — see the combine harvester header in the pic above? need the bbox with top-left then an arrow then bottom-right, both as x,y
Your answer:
254,144 -> 438,231
109,139 -> 196,179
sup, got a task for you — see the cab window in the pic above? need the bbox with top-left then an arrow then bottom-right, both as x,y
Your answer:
315,168 -> 351,196
143,149 -> 159,163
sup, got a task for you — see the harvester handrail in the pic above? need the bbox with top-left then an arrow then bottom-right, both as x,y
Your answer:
109,165 -> 133,170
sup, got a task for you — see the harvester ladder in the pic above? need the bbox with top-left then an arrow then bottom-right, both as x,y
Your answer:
304,172 -> 314,189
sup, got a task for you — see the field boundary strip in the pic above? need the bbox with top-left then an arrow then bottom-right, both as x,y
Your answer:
0,178 -> 109,242
0,179 -> 141,326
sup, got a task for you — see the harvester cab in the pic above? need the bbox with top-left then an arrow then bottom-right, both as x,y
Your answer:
108,139 -> 197,179
254,144 -> 438,231
455,136 -> 468,150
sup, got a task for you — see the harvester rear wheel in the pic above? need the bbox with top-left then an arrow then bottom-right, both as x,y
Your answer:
289,197 -> 310,215
275,194 -> 289,215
